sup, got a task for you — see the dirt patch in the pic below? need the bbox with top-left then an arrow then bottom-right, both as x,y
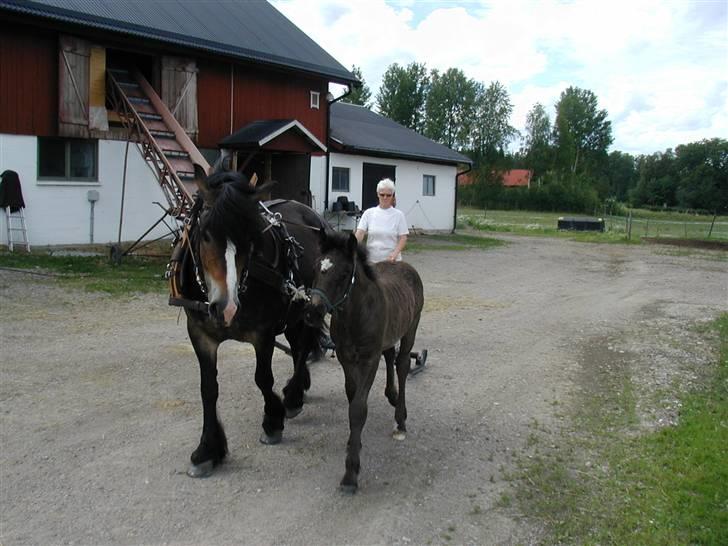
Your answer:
643,237 -> 728,251
1,235 -> 726,545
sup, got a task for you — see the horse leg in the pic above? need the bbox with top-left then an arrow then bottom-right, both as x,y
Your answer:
392,321 -> 419,441
187,323 -> 228,478
254,333 -> 286,445
282,323 -> 313,418
383,347 -> 398,407
340,360 -> 379,494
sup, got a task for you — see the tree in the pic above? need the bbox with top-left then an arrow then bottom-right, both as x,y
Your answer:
471,81 -> 518,166
341,65 -> 372,108
424,67 -> 477,149
375,62 -> 429,130
606,151 -> 637,201
674,138 -> 728,211
521,102 -> 552,181
553,87 -> 613,175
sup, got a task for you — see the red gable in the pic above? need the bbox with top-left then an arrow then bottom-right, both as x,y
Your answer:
501,169 -> 532,188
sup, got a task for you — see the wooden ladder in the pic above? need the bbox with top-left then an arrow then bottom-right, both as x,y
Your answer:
4,207 -> 30,252
106,68 -> 209,220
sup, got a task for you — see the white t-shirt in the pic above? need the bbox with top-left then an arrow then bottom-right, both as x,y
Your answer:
357,206 -> 409,263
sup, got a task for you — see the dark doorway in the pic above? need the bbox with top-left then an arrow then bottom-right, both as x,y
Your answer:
362,163 -> 396,210
240,153 -> 311,205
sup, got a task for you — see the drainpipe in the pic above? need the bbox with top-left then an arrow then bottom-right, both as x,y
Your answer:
325,85 -> 353,211
453,163 -> 473,233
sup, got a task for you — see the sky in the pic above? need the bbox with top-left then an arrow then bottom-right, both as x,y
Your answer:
272,0 -> 727,156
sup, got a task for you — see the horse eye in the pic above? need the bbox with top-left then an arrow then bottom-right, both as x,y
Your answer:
201,230 -> 212,243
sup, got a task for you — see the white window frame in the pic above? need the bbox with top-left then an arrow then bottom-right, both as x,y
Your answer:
310,90 -> 320,109
332,166 -> 350,192
37,137 -> 98,183
423,174 -> 436,196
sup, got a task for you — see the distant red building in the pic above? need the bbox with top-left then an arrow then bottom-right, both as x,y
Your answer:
458,169 -> 533,188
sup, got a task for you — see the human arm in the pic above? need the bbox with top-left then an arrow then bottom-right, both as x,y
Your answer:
387,234 -> 407,262
355,228 -> 366,243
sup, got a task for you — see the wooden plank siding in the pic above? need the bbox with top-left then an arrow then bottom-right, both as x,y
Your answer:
197,61 -> 328,149
0,22 -> 57,136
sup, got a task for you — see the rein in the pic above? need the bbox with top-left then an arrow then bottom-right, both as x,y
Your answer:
309,255 -> 357,313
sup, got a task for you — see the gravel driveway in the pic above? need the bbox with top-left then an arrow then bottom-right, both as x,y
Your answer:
1,235 -> 726,545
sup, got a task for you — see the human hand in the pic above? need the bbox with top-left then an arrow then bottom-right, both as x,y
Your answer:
387,253 -> 397,263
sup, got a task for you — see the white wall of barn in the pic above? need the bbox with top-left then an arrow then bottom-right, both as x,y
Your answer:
0,134 -> 175,246
326,152 -> 457,232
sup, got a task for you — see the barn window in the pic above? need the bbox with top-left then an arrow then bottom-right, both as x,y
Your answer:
332,167 -> 350,192
423,174 -> 436,196
38,138 -> 98,182
310,91 -> 320,109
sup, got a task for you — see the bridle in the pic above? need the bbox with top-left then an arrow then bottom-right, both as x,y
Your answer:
309,254 -> 357,314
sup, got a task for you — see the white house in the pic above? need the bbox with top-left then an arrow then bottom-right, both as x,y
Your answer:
321,102 -> 472,232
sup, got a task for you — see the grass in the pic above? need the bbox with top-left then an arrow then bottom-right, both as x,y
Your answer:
458,207 -> 728,242
0,250 -> 169,295
407,232 -> 506,252
509,314 -> 728,544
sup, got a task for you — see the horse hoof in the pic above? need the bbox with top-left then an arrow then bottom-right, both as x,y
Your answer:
339,483 -> 358,495
285,406 -> 303,419
259,430 -> 282,445
187,460 -> 215,478
392,429 -> 407,441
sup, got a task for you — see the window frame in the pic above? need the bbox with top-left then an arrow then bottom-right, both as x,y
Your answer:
37,137 -> 98,183
310,90 -> 320,110
331,166 -> 350,192
422,174 -> 436,196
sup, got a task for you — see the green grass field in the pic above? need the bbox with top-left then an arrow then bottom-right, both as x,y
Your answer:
459,207 -> 728,241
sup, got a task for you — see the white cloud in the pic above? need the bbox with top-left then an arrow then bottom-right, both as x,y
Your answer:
272,0 -> 728,155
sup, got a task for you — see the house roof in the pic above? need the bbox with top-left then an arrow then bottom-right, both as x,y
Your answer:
0,0 -> 356,85
219,119 -> 326,152
330,102 -> 472,166
502,169 -> 532,187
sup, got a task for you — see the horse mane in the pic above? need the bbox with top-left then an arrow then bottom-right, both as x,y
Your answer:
200,171 -> 265,248
322,231 -> 377,281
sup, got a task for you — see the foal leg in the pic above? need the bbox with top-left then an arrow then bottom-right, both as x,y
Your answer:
253,333 -> 286,445
187,322 -> 228,478
340,360 -> 379,494
383,347 -> 398,407
282,323 -> 314,418
392,323 -> 419,441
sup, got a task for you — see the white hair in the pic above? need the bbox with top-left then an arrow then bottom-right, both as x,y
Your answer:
377,178 -> 396,194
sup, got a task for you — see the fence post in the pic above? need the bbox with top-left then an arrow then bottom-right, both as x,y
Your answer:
708,213 -> 717,238
627,211 -> 632,240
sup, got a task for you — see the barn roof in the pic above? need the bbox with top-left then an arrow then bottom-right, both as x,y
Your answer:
0,0 -> 356,85
330,102 -> 472,166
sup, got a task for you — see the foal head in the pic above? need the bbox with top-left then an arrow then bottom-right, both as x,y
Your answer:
304,230 -> 372,328
193,164 -> 271,326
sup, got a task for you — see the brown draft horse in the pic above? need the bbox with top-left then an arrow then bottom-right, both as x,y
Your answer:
303,230 -> 424,493
172,165 -> 327,478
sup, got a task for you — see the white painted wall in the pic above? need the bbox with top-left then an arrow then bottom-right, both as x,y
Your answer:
327,152 -> 457,232
0,134 -> 174,246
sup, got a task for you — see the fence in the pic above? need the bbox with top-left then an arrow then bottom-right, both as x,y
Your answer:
604,214 -> 728,241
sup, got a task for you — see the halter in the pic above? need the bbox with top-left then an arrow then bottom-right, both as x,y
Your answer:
309,255 -> 357,314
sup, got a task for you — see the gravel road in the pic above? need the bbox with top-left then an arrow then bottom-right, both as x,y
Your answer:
1,235 -> 725,545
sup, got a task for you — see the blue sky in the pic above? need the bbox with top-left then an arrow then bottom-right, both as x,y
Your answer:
273,0 -> 727,156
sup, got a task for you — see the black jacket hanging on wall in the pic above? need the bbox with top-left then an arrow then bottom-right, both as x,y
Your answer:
0,170 -> 26,212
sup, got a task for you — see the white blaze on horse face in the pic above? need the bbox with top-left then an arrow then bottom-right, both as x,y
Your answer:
222,238 -> 239,325
320,257 -> 333,273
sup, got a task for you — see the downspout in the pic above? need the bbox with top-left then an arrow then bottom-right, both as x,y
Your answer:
325,85 -> 353,211
453,163 -> 473,234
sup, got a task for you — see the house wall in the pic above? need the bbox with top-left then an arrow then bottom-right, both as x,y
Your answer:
0,134 -> 171,246
327,152 -> 457,232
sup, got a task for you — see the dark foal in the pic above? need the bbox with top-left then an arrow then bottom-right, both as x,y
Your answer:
178,165 -> 326,478
304,231 -> 424,493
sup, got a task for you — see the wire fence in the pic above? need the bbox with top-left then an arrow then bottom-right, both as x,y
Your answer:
604,214 -> 728,241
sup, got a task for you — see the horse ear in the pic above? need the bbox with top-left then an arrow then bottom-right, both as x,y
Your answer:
347,232 -> 358,256
254,180 -> 276,201
194,164 -> 210,194
249,172 -> 258,187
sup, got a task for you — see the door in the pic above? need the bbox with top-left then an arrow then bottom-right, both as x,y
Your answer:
362,163 -> 396,210
59,35 -> 90,137
161,56 -> 198,140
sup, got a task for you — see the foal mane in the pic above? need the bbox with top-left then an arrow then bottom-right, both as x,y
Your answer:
200,170 -> 265,248
322,231 -> 376,281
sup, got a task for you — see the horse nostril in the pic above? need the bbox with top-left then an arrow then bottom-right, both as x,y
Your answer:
209,301 -> 221,319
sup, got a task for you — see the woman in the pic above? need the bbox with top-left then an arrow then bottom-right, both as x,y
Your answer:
355,178 -> 408,263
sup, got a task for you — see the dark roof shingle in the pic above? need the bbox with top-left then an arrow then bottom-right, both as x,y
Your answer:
0,0 -> 356,84
330,102 -> 472,165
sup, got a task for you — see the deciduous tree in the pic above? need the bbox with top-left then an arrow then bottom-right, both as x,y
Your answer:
342,65 -> 372,108
424,67 -> 477,149
375,62 -> 429,130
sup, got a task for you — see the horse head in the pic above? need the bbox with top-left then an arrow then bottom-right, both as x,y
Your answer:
304,230 -> 362,328
193,164 -> 273,327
